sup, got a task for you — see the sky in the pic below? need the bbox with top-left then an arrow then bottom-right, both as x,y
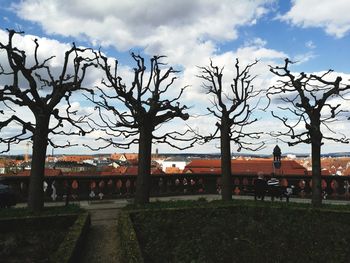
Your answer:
1,0 -> 350,156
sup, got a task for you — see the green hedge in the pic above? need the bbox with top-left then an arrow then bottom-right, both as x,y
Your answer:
0,206 -> 90,263
117,211 -> 144,263
120,200 -> 350,263
0,204 -> 83,218
0,214 -> 76,232
50,212 -> 90,263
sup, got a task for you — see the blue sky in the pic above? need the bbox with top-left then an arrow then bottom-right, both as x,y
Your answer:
1,0 -> 350,155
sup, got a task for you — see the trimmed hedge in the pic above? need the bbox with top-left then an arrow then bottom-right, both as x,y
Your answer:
119,200 -> 350,263
117,211 -> 144,263
0,206 -> 90,263
50,212 -> 91,263
0,214 -> 76,232
0,204 -> 83,218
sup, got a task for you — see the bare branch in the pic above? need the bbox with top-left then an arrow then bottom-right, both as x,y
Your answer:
0,30 -> 98,153
267,58 -> 350,146
198,58 -> 263,151
88,53 -> 197,151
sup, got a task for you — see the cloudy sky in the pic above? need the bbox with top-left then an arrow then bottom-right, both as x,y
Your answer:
1,0 -> 350,156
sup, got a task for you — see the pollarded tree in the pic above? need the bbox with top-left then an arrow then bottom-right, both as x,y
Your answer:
0,30 -> 96,211
88,53 -> 197,204
267,58 -> 350,206
198,59 -> 264,201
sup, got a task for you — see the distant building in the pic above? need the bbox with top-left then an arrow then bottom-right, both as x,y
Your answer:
58,155 -> 94,163
183,158 -> 308,176
54,161 -> 96,173
0,159 -> 26,174
165,166 -> 182,174
82,158 -> 117,170
319,157 -> 350,175
0,163 -> 5,174
110,153 -> 138,162
117,166 -> 164,175
156,157 -> 187,173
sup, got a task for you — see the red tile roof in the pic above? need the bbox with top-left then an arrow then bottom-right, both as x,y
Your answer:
306,169 -> 331,176
183,158 -> 308,176
64,171 -> 101,176
165,167 -> 182,174
99,171 -> 119,176
58,155 -> 94,163
110,153 -> 138,161
17,168 -> 63,177
117,166 -> 164,175
114,166 -> 128,175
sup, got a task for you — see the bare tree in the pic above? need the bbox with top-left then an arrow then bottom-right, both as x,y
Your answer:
267,58 -> 350,206
88,53 -> 196,204
0,30 -> 96,211
198,59 -> 264,201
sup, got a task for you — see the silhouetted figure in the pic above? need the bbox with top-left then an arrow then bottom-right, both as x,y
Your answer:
254,173 -> 267,201
281,185 -> 294,202
267,177 -> 280,201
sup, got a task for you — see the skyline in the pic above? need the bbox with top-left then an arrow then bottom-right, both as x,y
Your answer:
1,0 -> 350,155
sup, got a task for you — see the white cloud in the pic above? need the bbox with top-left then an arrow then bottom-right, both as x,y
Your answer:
12,0 -> 274,65
280,0 -> 350,38
243,37 -> 267,48
305,40 -> 316,49
10,0 -> 283,129
292,51 -> 316,64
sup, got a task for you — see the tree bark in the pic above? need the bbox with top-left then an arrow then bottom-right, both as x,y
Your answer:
28,115 -> 50,212
220,118 -> 232,201
135,124 -> 153,204
311,140 -> 322,207
310,117 -> 323,207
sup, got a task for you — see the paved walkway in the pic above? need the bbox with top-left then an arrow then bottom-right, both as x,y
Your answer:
78,202 -> 122,263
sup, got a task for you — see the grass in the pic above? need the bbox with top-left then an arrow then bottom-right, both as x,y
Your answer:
124,199 -> 350,263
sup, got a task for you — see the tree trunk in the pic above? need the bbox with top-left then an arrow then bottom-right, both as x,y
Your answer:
220,119 -> 232,201
311,140 -> 322,207
28,115 -> 50,212
135,124 -> 153,204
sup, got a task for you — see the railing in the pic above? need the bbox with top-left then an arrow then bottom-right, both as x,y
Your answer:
1,173 -> 350,203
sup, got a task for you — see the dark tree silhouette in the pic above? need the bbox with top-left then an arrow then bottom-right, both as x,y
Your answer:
267,58 -> 350,206
87,53 -> 196,204
0,30 -> 96,211
198,59 -> 264,201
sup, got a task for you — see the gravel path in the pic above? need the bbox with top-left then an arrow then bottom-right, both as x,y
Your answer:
79,208 -> 120,263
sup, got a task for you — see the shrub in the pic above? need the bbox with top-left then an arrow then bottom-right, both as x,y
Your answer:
0,205 -> 89,263
117,211 -> 144,263
121,200 -> 350,262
